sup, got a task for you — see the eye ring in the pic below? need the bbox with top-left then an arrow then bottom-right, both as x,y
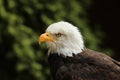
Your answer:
55,33 -> 62,37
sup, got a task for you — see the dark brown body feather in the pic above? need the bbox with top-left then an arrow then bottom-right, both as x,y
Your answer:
48,48 -> 120,80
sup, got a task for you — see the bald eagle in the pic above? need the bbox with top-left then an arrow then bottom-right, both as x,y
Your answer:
39,21 -> 120,80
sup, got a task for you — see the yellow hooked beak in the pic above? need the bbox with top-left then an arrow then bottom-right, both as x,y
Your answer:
38,33 -> 54,44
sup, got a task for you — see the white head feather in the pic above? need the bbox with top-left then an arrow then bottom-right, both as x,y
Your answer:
46,21 -> 84,57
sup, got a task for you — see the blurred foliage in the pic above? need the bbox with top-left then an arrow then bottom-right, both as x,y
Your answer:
0,0 -> 112,80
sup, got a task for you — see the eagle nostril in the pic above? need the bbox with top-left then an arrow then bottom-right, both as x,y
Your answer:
46,33 -> 49,36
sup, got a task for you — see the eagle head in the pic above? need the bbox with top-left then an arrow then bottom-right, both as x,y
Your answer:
39,21 -> 84,57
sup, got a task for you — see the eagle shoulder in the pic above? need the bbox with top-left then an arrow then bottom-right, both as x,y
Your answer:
53,48 -> 120,80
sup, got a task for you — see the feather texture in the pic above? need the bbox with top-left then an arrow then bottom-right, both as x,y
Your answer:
48,48 -> 120,80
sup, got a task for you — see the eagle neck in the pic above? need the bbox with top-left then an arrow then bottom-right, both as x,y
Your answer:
48,54 -> 65,78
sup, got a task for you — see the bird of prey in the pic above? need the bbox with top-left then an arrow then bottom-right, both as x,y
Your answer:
39,21 -> 120,80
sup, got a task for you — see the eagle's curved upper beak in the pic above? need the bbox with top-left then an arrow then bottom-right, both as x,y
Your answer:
38,33 -> 54,44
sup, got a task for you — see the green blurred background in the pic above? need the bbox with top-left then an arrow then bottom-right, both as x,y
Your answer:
0,0 -> 119,80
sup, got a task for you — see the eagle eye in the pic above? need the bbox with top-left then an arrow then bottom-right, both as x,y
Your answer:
55,33 -> 62,37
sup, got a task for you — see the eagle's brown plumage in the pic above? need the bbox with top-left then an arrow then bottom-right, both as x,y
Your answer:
48,48 -> 120,80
